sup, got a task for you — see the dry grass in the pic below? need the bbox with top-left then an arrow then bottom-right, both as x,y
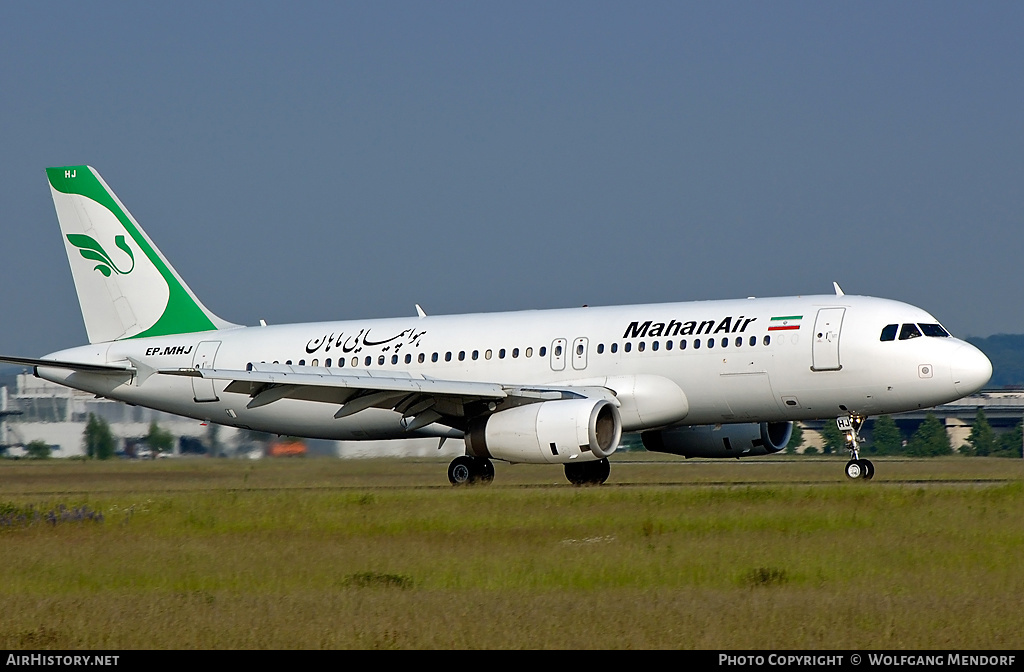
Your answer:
0,455 -> 1021,649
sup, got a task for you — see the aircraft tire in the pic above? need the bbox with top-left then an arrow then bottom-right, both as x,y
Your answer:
476,458 -> 495,484
564,462 -> 587,486
845,459 -> 863,480
861,459 -> 875,480
565,458 -> 610,486
448,456 -> 476,485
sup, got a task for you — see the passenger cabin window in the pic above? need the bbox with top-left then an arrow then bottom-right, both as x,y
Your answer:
919,323 -> 950,337
899,323 -> 922,340
880,324 -> 898,341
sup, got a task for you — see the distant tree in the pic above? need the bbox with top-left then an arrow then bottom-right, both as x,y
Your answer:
785,424 -> 804,454
25,440 -> 51,459
906,413 -> 952,457
803,445 -> 819,455
995,420 -> 1023,458
84,413 -> 115,460
819,421 -> 846,455
145,421 -> 174,456
868,416 -> 904,455
236,428 -> 274,455
963,409 -> 997,457
207,423 -> 223,457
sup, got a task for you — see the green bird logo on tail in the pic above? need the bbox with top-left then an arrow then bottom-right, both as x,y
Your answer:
66,234 -> 135,277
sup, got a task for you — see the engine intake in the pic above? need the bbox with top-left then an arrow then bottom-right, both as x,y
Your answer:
641,421 -> 792,458
466,398 -> 622,464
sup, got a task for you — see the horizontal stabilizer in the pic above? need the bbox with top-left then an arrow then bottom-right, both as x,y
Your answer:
0,355 -> 132,374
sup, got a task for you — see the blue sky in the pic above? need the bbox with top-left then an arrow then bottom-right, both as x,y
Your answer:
1,2 -> 1022,357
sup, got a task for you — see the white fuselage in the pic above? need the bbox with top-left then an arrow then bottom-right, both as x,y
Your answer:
37,294 -> 991,441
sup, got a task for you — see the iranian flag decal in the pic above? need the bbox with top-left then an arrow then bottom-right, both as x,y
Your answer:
768,315 -> 803,331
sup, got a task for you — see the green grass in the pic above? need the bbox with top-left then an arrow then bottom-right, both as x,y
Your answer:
0,456 -> 1021,649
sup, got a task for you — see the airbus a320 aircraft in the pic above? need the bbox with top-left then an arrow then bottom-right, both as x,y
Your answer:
0,167 -> 992,484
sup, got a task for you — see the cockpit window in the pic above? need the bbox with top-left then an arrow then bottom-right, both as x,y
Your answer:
880,324 -> 898,341
899,323 -> 922,340
918,323 -> 950,337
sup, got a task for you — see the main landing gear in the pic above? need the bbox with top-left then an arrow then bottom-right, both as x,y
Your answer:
838,415 -> 874,480
564,458 -> 610,486
447,456 -> 612,486
448,455 -> 495,485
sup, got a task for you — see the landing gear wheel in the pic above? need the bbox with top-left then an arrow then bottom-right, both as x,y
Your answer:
564,462 -> 587,486
591,458 -> 610,485
845,459 -> 863,480
564,458 -> 610,486
477,458 -> 495,483
861,459 -> 875,480
448,456 -> 495,486
448,456 -> 476,485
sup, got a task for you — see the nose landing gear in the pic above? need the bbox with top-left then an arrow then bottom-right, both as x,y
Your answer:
838,415 -> 874,480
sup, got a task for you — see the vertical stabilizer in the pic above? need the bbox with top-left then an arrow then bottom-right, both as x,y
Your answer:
47,166 -> 236,343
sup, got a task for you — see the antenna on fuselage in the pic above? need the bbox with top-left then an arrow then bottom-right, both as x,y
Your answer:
415,304 -> 427,318
833,282 -> 845,296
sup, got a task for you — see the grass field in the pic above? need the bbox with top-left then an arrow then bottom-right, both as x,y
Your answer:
0,455 -> 1021,649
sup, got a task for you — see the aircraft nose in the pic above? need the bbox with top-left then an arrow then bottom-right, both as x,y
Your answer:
950,343 -> 992,396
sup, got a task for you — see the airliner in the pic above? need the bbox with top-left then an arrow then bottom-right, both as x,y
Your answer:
0,166 -> 992,484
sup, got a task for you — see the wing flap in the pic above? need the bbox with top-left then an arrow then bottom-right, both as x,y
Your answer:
184,365 -> 509,399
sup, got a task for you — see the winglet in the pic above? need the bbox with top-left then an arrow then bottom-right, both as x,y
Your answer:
833,282 -> 845,296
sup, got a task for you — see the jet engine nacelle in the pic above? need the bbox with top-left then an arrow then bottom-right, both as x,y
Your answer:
641,421 -> 793,458
465,398 -> 622,465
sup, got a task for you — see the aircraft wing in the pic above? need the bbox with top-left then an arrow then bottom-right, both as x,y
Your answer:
164,363 -> 608,431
